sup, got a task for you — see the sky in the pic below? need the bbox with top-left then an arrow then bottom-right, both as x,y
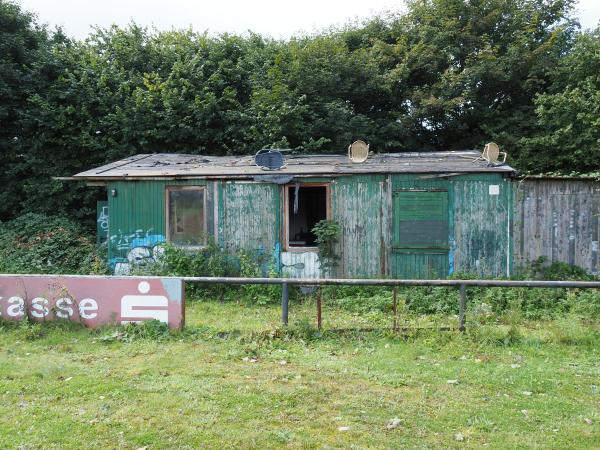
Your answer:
15,0 -> 600,40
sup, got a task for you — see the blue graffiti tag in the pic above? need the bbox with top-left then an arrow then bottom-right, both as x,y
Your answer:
109,228 -> 166,274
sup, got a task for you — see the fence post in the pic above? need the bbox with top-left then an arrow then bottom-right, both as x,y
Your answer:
317,287 -> 322,330
281,282 -> 289,326
458,284 -> 467,332
392,287 -> 398,331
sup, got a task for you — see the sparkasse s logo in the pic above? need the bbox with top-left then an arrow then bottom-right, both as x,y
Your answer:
120,281 -> 169,324
0,276 -> 184,329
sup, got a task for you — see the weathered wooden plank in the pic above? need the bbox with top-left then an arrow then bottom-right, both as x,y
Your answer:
332,175 -> 386,277
221,181 -> 279,255
514,179 -> 600,274
451,177 -> 511,277
280,252 -> 320,278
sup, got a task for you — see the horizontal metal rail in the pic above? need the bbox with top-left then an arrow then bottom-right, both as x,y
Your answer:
2,274 -> 599,289
179,277 -> 600,288
192,278 -> 600,288
158,276 -> 600,331
175,276 -> 600,331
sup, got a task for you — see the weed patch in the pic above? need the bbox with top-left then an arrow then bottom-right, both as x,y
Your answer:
98,320 -> 171,343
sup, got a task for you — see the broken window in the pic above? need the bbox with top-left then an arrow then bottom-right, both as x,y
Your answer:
285,185 -> 329,249
167,186 -> 206,247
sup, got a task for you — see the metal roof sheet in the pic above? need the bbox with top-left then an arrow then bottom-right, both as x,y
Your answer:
73,151 -> 516,180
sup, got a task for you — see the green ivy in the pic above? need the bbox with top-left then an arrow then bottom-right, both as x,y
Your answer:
0,213 -> 107,274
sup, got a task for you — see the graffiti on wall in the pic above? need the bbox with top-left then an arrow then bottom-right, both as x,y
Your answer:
96,201 -> 109,244
109,228 -> 166,275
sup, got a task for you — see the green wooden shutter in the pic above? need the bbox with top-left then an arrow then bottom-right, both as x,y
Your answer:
393,191 -> 448,249
392,190 -> 449,278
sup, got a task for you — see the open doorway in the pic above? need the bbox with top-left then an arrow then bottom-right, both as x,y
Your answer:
285,185 -> 329,249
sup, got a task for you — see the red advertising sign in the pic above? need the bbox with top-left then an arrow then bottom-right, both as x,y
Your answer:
0,276 -> 184,329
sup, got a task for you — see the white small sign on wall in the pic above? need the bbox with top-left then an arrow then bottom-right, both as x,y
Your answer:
489,185 -> 500,195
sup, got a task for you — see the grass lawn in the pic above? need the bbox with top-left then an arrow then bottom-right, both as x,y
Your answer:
0,297 -> 599,449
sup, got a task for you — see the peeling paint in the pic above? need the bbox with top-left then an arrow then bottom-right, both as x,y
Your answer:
281,252 -> 320,278
221,181 -> 279,255
332,175 -> 387,277
391,174 -> 511,278
515,179 -> 600,274
106,174 -> 515,280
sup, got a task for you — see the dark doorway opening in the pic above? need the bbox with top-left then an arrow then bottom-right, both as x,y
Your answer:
287,185 -> 328,248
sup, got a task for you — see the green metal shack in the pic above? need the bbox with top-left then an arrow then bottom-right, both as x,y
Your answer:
73,151 -> 516,278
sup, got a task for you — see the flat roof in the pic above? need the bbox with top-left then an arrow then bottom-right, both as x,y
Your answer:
72,151 -> 516,180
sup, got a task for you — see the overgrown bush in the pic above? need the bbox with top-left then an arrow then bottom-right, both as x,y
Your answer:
322,285 -> 392,313
239,251 -> 281,305
312,220 -> 341,275
99,320 -> 171,342
133,241 -> 238,298
516,257 -> 595,281
140,241 -> 238,278
569,290 -> 600,320
0,314 -> 86,340
135,242 -> 281,303
0,213 -> 108,274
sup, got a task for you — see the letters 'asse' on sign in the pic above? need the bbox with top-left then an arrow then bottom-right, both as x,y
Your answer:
0,276 -> 184,329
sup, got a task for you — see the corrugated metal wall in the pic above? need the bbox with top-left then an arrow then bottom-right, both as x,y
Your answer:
106,180 -> 212,272
514,179 -> 600,274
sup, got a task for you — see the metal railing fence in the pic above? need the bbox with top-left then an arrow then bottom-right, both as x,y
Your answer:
178,276 -> 600,331
2,274 -> 599,331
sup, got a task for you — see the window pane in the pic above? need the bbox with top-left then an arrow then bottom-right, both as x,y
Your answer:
168,189 -> 205,246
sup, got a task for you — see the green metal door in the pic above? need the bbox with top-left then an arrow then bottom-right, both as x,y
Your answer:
392,190 -> 449,278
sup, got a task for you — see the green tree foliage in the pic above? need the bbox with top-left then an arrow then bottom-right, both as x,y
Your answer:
0,0 -> 593,226
361,0 -> 578,154
521,27 -> 600,172
0,1 -> 52,217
